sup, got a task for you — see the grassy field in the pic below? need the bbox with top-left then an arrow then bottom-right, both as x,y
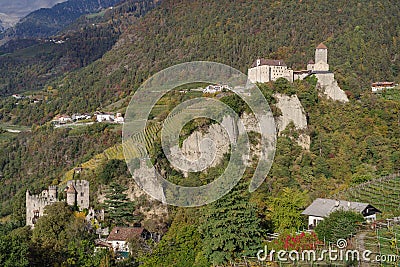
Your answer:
0,123 -> 30,132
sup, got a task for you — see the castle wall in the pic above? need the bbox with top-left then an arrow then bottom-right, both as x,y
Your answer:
26,180 -> 90,227
26,188 -> 58,228
248,65 -> 270,83
248,65 -> 293,83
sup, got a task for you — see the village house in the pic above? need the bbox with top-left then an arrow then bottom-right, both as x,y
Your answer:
115,113 -> 125,124
302,198 -> 381,229
106,227 -> 151,258
51,115 -> 73,124
12,94 -> 25,100
96,112 -> 115,123
72,113 -> 92,121
203,84 -> 230,94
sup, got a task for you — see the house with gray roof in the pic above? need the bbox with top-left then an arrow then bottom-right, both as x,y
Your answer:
302,198 -> 381,229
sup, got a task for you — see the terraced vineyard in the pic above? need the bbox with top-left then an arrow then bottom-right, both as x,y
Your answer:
61,106 -> 204,184
334,173 -> 400,217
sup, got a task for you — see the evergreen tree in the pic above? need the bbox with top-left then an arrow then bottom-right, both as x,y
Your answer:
198,181 -> 264,265
104,183 -> 137,226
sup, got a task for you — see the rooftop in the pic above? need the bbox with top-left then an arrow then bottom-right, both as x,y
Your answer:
301,198 -> 380,217
316,42 -> 328,49
251,58 -> 287,68
107,227 -> 145,241
66,185 -> 76,194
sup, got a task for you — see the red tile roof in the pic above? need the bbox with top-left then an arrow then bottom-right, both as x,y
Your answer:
372,82 -> 394,87
316,43 -> 328,49
66,185 -> 76,194
107,227 -> 145,241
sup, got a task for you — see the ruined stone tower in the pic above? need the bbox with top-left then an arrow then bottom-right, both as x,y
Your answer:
26,185 -> 58,227
66,180 -> 90,209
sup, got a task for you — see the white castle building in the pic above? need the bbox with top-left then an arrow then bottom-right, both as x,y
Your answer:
248,59 -> 294,83
26,180 -> 90,228
248,43 -> 349,102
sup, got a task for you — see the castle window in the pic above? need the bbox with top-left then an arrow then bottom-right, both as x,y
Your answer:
81,200 -> 83,204
81,192 -> 84,197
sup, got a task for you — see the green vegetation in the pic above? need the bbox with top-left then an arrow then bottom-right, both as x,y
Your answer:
380,87 -> 400,101
266,188 -> 309,233
2,0 -> 400,125
0,123 -> 120,220
315,210 -> 364,243
0,0 -> 400,266
0,0 -> 159,98
104,183 -> 138,226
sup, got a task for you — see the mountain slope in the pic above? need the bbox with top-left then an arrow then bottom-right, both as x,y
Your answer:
0,0 -> 123,40
0,0 -> 161,98
46,0 -> 400,116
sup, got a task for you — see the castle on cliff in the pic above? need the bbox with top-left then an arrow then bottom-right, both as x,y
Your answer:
248,43 -> 349,102
26,180 -> 90,228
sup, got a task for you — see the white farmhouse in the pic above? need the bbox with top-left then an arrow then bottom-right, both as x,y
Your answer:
96,113 -> 115,122
302,198 -> 381,229
203,84 -> 230,94
72,114 -> 91,121
106,227 -> 150,257
371,82 -> 396,93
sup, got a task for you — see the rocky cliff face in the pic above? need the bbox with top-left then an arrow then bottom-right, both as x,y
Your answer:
274,93 -> 310,150
315,73 -> 349,103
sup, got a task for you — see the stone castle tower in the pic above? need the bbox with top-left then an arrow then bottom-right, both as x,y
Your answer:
26,180 -> 89,228
307,43 -> 330,72
66,180 -> 90,209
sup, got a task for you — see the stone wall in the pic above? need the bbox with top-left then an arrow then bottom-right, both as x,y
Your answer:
26,188 -> 58,227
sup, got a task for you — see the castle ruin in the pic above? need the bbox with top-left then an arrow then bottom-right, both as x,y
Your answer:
26,180 -> 90,228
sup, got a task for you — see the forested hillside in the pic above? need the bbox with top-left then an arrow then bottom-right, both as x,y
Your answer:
1,0 -> 398,125
0,0 -> 122,40
0,0 -> 161,97
0,0 -> 399,266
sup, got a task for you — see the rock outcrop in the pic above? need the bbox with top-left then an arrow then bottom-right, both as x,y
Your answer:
274,93 -> 310,150
314,73 -> 349,103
